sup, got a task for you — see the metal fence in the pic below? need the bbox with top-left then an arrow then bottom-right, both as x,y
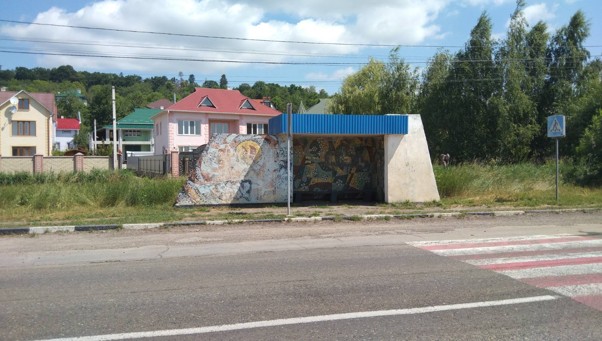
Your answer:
179,145 -> 205,177
127,154 -> 170,177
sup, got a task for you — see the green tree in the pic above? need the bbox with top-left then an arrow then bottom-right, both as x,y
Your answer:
15,67 -> 35,80
543,11 -> 591,153
568,110 -> 602,186
202,80 -> 220,88
379,48 -> 419,114
417,51 -> 453,155
443,12 -> 500,161
219,74 -> 228,89
57,92 -> 89,119
87,85 -> 128,126
50,65 -> 78,83
493,0 -> 539,162
526,21 -> 552,160
188,74 -> 196,87
329,59 -> 386,114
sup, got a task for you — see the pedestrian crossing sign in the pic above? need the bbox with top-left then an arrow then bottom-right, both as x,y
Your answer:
547,115 -> 566,138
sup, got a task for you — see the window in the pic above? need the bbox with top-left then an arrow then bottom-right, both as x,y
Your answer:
199,96 -> 215,108
124,130 -> 141,137
240,99 -> 255,110
178,146 -> 197,152
18,98 -> 29,110
210,122 -> 229,135
12,147 -> 36,156
12,121 -> 36,136
247,123 -> 269,134
177,120 -> 201,135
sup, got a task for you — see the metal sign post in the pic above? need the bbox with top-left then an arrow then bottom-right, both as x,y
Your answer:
547,115 -> 566,202
287,103 -> 293,216
555,138 -> 559,201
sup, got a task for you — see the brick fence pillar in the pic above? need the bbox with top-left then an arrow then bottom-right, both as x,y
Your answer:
33,154 -> 44,174
170,150 -> 179,177
74,152 -> 84,172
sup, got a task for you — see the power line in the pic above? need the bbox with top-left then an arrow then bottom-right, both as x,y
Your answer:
0,49 -> 368,66
2,19 -> 602,50
0,37 -> 385,60
0,19 -> 458,48
1,46 -> 597,68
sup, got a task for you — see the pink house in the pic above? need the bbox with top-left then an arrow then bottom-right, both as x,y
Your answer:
152,88 -> 282,153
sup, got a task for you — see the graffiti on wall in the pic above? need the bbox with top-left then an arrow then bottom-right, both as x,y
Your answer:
293,136 -> 384,198
175,134 -> 288,206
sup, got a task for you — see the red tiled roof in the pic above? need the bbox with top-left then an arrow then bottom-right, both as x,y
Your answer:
57,118 -> 80,130
0,90 -> 58,121
166,88 -> 282,116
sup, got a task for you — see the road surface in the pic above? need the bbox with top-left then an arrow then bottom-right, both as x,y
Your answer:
1,211 -> 601,340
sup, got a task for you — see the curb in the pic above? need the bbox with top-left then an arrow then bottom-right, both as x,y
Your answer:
1,208 -> 599,235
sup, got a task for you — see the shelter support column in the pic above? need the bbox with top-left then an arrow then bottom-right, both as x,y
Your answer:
384,115 -> 440,203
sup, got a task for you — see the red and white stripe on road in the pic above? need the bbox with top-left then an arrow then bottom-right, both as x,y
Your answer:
409,234 -> 602,311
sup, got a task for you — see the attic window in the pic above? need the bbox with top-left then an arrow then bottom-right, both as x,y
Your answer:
18,98 -> 30,110
240,99 -> 255,110
199,96 -> 215,108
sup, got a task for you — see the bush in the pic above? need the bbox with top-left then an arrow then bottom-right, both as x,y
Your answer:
565,111 -> 602,187
434,165 -> 474,197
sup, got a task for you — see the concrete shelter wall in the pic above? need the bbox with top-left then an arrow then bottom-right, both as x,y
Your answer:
175,134 -> 288,206
384,115 -> 440,203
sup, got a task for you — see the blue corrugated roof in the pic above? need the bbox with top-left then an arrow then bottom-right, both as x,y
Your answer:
269,114 -> 408,135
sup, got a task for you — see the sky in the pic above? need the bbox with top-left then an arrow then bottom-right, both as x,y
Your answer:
0,0 -> 600,95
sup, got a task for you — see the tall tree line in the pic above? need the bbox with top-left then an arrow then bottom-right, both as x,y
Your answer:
331,1 -> 601,185
420,2 -> 598,165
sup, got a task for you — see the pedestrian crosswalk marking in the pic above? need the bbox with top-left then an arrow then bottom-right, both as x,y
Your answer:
409,234 -> 602,311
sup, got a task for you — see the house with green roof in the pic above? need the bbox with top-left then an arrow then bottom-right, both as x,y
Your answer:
96,107 -> 160,155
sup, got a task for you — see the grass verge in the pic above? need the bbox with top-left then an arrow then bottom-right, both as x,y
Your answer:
0,163 -> 601,228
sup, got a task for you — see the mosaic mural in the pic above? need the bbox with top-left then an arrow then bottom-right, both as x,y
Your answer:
293,136 -> 384,200
176,134 -> 385,206
175,134 -> 288,206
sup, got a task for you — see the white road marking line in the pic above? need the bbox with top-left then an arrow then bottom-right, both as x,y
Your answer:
408,234 -> 574,246
500,263 -> 602,279
35,296 -> 559,341
432,239 -> 602,256
549,283 -> 602,297
465,251 -> 602,266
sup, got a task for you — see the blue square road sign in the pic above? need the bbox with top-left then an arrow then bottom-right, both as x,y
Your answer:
547,115 -> 566,138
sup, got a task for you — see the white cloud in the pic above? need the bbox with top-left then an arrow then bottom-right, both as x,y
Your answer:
523,3 -> 557,26
0,0 -> 450,74
306,67 -> 356,81
462,0 -> 510,6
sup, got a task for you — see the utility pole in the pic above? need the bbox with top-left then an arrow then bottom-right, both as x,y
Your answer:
112,86 -> 117,170
287,103 -> 293,216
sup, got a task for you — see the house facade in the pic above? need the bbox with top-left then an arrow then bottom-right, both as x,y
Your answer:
152,88 -> 282,154
55,117 -> 80,151
0,90 -> 57,156
95,107 -> 160,155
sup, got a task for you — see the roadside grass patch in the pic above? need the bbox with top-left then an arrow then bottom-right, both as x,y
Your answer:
1,163 -> 601,227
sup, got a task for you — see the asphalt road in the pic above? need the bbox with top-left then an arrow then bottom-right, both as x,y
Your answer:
1,212 -> 601,340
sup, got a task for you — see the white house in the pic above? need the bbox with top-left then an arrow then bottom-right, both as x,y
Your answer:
55,117 -> 80,151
